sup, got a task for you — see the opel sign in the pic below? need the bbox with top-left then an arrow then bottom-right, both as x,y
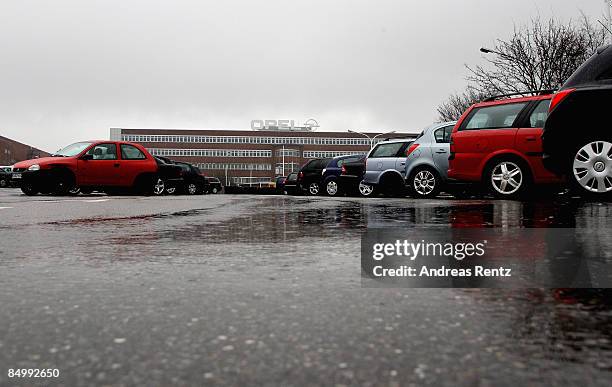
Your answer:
251,118 -> 319,131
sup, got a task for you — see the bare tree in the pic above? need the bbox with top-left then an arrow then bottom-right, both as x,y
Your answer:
437,16 -> 609,121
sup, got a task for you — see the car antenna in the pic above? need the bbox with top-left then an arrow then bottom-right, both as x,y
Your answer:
598,20 -> 612,36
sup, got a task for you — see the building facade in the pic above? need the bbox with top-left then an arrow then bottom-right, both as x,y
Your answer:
0,135 -> 49,166
110,128 -> 418,185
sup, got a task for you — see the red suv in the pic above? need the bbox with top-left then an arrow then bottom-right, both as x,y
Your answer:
448,93 -> 563,198
12,140 -> 173,196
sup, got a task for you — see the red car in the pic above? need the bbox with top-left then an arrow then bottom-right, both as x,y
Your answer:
11,140 -> 173,196
448,93 -> 563,198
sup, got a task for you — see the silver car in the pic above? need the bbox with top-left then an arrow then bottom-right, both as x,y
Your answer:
361,138 -> 415,196
404,121 -> 456,198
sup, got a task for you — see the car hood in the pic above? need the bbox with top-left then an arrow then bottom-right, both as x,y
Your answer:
13,156 -> 71,169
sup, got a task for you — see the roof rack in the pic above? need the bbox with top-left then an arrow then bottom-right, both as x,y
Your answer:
483,89 -> 555,102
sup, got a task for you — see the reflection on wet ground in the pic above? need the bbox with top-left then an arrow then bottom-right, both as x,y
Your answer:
1,191 -> 611,384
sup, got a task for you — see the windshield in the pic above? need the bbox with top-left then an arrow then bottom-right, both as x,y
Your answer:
54,142 -> 93,157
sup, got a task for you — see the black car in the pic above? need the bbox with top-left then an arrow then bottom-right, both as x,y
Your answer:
338,156 -> 369,196
206,177 -> 223,194
152,156 -> 184,195
543,44 -> 612,197
168,161 -> 208,195
296,158 -> 332,195
0,166 -> 13,188
282,172 -> 299,195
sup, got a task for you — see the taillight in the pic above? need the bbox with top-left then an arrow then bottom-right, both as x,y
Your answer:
549,88 -> 575,112
406,143 -> 420,156
298,171 -> 303,180
341,165 -> 347,175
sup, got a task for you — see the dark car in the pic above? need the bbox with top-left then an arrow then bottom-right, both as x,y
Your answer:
338,156 -> 370,196
297,158 -> 332,195
542,44 -> 612,197
206,177 -> 223,194
0,166 -> 13,188
167,161 -> 208,195
283,172 -> 299,195
275,176 -> 287,194
320,154 -> 366,196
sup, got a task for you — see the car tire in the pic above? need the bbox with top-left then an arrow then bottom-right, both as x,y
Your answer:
380,173 -> 405,197
568,140 -> 612,199
484,158 -> 531,199
358,181 -> 375,197
152,178 -> 166,196
20,182 -> 38,196
307,182 -> 321,196
186,182 -> 199,195
51,169 -> 78,196
0,178 -> 7,188
324,178 -> 341,196
407,167 -> 441,199
212,187 -> 219,194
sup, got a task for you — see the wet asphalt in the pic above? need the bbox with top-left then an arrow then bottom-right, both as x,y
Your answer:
0,188 -> 611,386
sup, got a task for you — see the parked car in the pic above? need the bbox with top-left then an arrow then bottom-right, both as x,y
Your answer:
404,121 -> 456,198
320,154 -> 366,196
275,176 -> 287,194
0,166 -> 13,188
448,92 -> 562,198
338,156 -> 371,196
542,44 -> 612,196
167,161 -> 208,195
296,158 -> 332,195
283,172 -> 299,195
11,141 -> 174,196
362,139 -> 415,196
206,177 -> 223,194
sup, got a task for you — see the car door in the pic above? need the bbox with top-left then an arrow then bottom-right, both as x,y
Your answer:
77,143 -> 120,186
515,98 -> 557,179
119,144 -> 151,186
452,102 -> 528,175
431,125 -> 454,173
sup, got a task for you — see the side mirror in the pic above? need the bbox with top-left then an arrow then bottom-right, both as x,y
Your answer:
81,154 -> 94,161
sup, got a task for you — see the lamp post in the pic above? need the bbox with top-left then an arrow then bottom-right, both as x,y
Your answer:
348,130 -> 397,149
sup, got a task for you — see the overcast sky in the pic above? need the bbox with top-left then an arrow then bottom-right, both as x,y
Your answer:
0,0 -> 608,152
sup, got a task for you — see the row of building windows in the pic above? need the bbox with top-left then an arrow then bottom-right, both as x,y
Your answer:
148,148 -> 272,158
122,134 -> 375,146
303,150 -> 365,158
275,149 -> 301,157
195,163 -> 272,171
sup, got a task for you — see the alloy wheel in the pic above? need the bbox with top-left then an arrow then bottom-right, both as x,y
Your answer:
359,182 -> 374,196
153,178 -> 165,195
187,183 -> 198,195
573,141 -> 612,193
326,180 -> 338,196
491,161 -> 522,195
309,183 -> 320,195
413,170 -> 436,196
166,187 -> 176,195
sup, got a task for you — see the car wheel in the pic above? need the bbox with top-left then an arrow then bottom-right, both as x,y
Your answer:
308,182 -> 320,195
52,169 -> 78,196
486,159 -> 529,199
408,167 -> 441,199
325,179 -> 340,196
20,183 -> 38,196
212,187 -> 219,194
571,140 -> 612,196
0,178 -> 7,188
186,183 -> 199,195
152,178 -> 165,196
67,186 -> 81,196
358,181 -> 375,197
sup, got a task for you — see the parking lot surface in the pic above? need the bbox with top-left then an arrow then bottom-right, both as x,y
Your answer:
0,189 -> 611,386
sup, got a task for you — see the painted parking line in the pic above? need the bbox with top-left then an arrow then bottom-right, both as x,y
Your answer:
0,206 -> 13,210
81,199 -> 110,203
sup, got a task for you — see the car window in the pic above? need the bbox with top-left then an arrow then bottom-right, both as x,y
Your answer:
434,125 -> 454,143
120,144 -> 146,160
86,143 -> 117,160
528,99 -> 551,128
463,102 -> 527,130
369,142 -> 404,158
